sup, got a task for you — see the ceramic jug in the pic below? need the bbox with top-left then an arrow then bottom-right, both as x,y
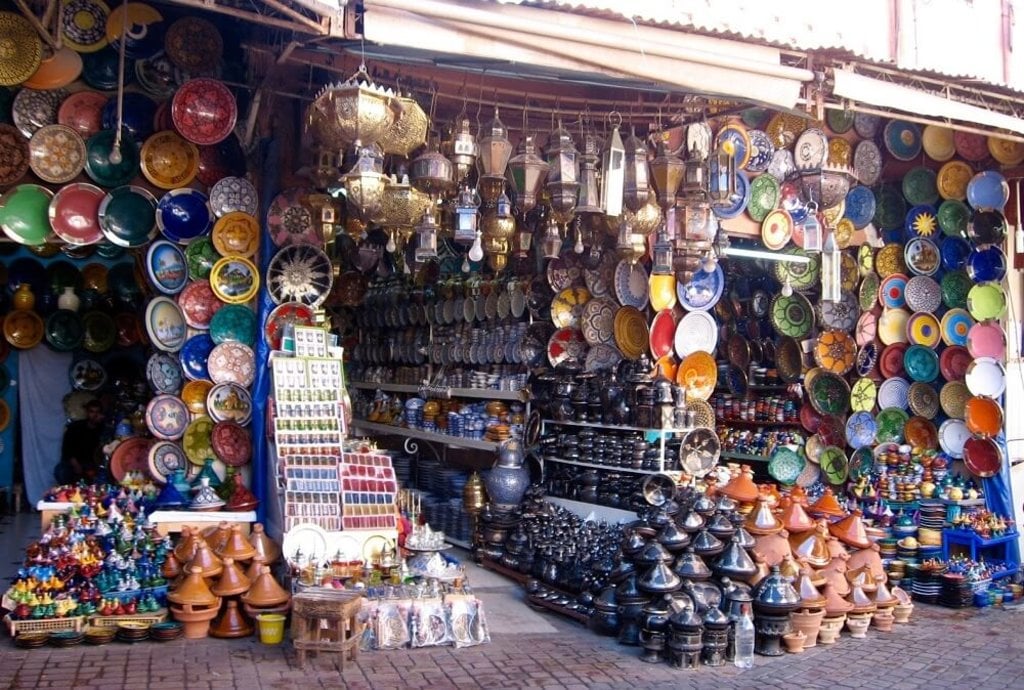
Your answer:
484,439 -> 530,510
57,287 -> 80,311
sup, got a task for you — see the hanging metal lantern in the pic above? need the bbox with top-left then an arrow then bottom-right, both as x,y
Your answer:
477,107 -> 513,179
450,115 -> 478,184
306,147 -> 341,191
615,221 -> 646,264
453,185 -> 481,244
307,66 -> 394,151
709,145 -> 736,205
652,226 -> 673,275
507,133 -> 550,215
601,121 -> 625,217
544,120 -> 580,225
341,145 -> 386,221
410,135 -> 455,198
414,210 -> 440,262
380,174 -> 431,249
378,94 -> 429,157
577,129 -> 602,214
821,229 -> 841,302
622,128 -> 650,212
540,216 -> 563,259
650,139 -> 685,210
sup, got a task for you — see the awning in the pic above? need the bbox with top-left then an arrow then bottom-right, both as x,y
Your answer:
833,68 -> 1024,137
360,0 -> 813,111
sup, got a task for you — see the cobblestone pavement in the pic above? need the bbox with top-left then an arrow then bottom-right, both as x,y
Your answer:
4,514 -> 1024,690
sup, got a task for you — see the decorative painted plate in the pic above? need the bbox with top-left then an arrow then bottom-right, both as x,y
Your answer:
156,188 -> 212,244
677,264 -> 724,312
147,440 -> 188,484
988,136 -> 1024,166
850,377 -> 876,413
0,184 -> 53,246
875,407 -> 909,444
853,139 -> 882,186
772,248 -> 819,291
613,306 -> 648,360
574,293 -> 614,347
211,212 -> 259,259
145,296 -> 187,352
57,90 -> 106,138
883,120 -> 922,161
70,357 -> 106,391
181,379 -> 213,415
904,345 -> 940,383
967,321 -> 1007,360
746,129 -> 774,172
922,125 -> 955,162
907,312 -> 941,349
808,371 -> 850,416
768,446 -> 805,485
185,236 -> 222,281
267,244 -> 333,307
48,182 -> 105,246
98,185 -> 157,248
178,333 -> 214,381
857,272 -> 880,313
842,185 -> 875,230
965,395 -> 1003,439
207,382 -> 253,426
182,415 -> 216,466
0,11 -> 43,85
140,130 -> 199,189
747,173 -> 779,223
814,329 -> 856,375
775,336 -> 803,383
965,357 -> 1007,398
818,290 -> 859,332
264,301 -> 315,351
967,282 -> 1007,321
770,292 -> 814,339
878,308 -> 910,346
967,170 -> 1010,211
854,311 -> 877,347
904,237 -> 940,276
84,128 -> 139,187
0,123 -> 30,186
547,255 -> 582,293
793,127 -> 827,169
547,327 -> 587,368
905,275 -> 942,313
677,351 -> 717,401
936,161 -> 972,202
177,279 -> 221,330
614,260 -> 650,310
109,437 -> 153,483
760,208 -> 793,250
845,411 -> 878,449
879,343 -> 908,379
674,310 -> 717,359
715,123 -> 752,170
819,446 -> 849,485
941,380 -> 971,419
209,176 -> 258,218
267,188 -> 319,248
878,376 -> 910,410
583,343 -> 620,373
767,149 -> 796,182
583,251 -> 616,297
902,167 -> 939,207
171,78 -> 237,145
908,382 -> 939,419
649,310 -> 677,360
208,341 -> 256,386
209,256 -> 259,305
165,16 -> 223,74
966,245 -> 1007,283
905,205 -> 939,239
209,304 -> 256,347
939,344 -> 972,383
938,418 -> 970,459
941,271 -> 971,310
712,169 -> 750,220
874,184 -> 907,231
904,416 -> 939,450
28,124 -> 85,184
145,240 -> 188,295
878,273 -> 909,309
828,136 -> 852,168
551,286 -> 591,330
81,310 -> 114,353
211,420 -> 251,467
145,351 -> 182,395
12,88 -> 65,139
145,393 -> 189,440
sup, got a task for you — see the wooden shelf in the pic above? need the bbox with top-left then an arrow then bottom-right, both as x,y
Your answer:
720,450 -> 770,463
350,381 -> 527,401
716,418 -> 803,429
545,455 -> 675,475
543,419 -> 692,434
351,382 -> 421,393
446,536 -> 472,550
352,419 -> 498,451
545,496 -> 637,522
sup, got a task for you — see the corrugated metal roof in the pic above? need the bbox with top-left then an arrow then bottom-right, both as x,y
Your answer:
494,0 -> 1022,92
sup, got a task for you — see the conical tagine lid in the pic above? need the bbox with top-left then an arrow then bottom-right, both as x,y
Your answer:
789,521 -> 831,567
822,581 -> 855,616
209,599 -> 254,638
210,557 -> 251,597
174,526 -> 200,563
795,566 -> 827,609
809,487 -> 845,517
720,465 -> 759,503
780,496 -> 815,533
169,566 -> 221,608
186,539 -> 224,579
828,509 -> 872,549
216,525 -> 258,561
241,565 -> 290,607
745,495 -> 783,535
248,523 -> 281,563
205,521 -> 233,552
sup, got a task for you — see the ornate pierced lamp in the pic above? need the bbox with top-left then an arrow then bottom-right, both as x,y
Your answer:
449,115 -> 478,185
378,93 -> 429,157
341,145 -> 386,222
544,120 -> 580,225
380,175 -> 431,252
577,129 -> 603,214
307,66 -> 394,151
623,128 -> 650,212
476,108 -> 513,205
410,135 -> 455,199
507,133 -> 550,215
650,139 -> 685,210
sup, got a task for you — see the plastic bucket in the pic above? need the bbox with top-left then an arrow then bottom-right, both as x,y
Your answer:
256,614 -> 286,644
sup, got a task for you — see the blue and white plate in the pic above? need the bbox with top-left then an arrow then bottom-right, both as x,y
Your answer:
877,377 -> 910,410
883,120 -> 922,161
845,411 -> 878,449
156,188 -> 213,243
178,332 -> 215,381
146,351 -> 183,394
146,239 -> 188,295
966,170 -> 1010,211
844,185 -> 876,229
613,260 -> 649,310
678,264 -> 725,312
746,129 -> 774,172
967,245 -> 1007,283
712,170 -> 750,220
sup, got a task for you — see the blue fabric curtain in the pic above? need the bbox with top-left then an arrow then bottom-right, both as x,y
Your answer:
19,347 -> 73,505
984,433 -> 1019,563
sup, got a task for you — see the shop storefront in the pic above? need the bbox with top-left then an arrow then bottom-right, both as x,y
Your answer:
1,0 -> 1023,663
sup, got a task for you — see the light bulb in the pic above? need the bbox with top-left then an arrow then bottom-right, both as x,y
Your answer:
781,278 -> 793,297
386,233 -> 396,253
702,252 -> 717,273
1015,224 -> 1024,254
468,230 -> 484,262
573,228 -> 584,254
462,255 -> 471,273
108,144 -> 122,165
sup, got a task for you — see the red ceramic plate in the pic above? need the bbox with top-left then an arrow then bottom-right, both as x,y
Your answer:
904,416 -> 938,450
963,436 -> 1002,477
211,420 -> 251,467
110,436 -> 154,482
264,301 -> 315,351
879,343 -> 908,379
816,414 -> 846,447
177,279 -> 222,329
57,90 -> 107,138
171,78 -> 237,146
939,345 -> 972,382
800,403 -> 822,433
648,309 -> 677,360
48,182 -> 105,245
964,395 -> 1003,438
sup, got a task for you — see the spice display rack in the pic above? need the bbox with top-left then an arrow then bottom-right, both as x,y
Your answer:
941,530 -> 1020,562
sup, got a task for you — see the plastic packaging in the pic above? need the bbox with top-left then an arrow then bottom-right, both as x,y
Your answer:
734,603 -> 755,669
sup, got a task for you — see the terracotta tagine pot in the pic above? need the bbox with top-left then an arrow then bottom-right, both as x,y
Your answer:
819,559 -> 851,597
745,495 -> 784,536
892,601 -> 914,624
846,571 -> 877,615
216,525 -> 257,562
209,600 -> 254,638
186,539 -> 224,579
822,581 -> 854,617
783,630 -> 806,653
809,488 -> 845,518
169,566 -> 221,608
794,566 -> 827,610
789,608 -> 825,648
241,598 -> 291,620
245,555 -> 268,582
748,551 -> 770,586
846,564 -> 878,593
225,474 -> 259,511
169,566 -> 222,639
828,509 -> 872,550
778,554 -> 801,582
174,527 -> 200,563
779,496 -> 815,534
826,535 -> 850,560
204,522 -> 233,552
817,614 -> 845,644
846,543 -> 886,584
248,523 -> 281,563
871,608 -> 895,632
789,520 -> 831,568
845,612 -> 872,638
753,530 -> 792,567
162,551 -> 182,579
211,557 -> 251,597
241,565 -> 290,608
720,465 -> 759,504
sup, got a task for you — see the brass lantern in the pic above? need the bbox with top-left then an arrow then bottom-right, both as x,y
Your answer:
477,108 -> 513,180
622,128 -> 650,212
544,120 -> 580,225
307,66 -> 394,150
378,94 -> 428,157
540,216 -> 563,259
449,115 -> 478,184
482,192 -> 516,243
650,139 -> 685,210
414,209 -> 440,262
341,145 -> 386,221
576,129 -> 602,214
507,134 -> 550,215
410,136 -> 455,198
307,147 -> 341,191
380,175 -> 431,250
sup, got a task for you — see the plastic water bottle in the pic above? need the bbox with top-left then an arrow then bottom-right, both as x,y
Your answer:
734,603 -> 755,669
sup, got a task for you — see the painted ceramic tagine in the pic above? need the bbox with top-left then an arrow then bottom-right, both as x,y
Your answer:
168,566 -> 221,639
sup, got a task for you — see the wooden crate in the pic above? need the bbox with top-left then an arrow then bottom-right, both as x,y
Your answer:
4,615 -> 85,636
88,609 -> 168,628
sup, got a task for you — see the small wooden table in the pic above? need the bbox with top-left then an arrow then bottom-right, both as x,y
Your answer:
291,590 -> 364,670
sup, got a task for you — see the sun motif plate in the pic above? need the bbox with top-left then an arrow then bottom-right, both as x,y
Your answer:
814,329 -> 856,375
28,124 -> 86,184
267,188 -> 320,248
267,244 -> 333,307
613,260 -> 649,309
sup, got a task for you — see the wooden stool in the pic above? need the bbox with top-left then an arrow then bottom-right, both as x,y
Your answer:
291,591 -> 364,670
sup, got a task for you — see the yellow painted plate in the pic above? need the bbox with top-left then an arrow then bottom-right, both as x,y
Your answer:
0,12 -> 43,86
921,125 -> 955,162
677,351 -> 717,401
987,136 -> 1024,166
648,273 -> 677,311
936,160 -> 973,201
182,414 -> 215,465
212,212 -> 259,259
140,130 -> 199,189
209,255 -> 259,304
613,305 -> 648,360
3,309 -> 44,349
181,379 -> 213,415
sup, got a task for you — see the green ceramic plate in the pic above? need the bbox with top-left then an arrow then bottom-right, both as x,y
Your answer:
937,199 -> 970,238
941,270 -> 971,310
98,185 -> 157,248
772,248 -> 820,292
848,447 -> 874,482
0,184 -> 53,245
875,407 -> 909,443
747,173 -> 780,223
185,236 -> 221,281
45,309 -> 84,351
873,184 -> 907,230
827,109 -> 856,134
209,304 -> 256,346
770,292 -> 814,339
819,446 -> 849,484
808,371 -> 850,416
768,445 -> 805,485
82,310 -> 116,353
84,129 -> 139,187
967,282 -> 1007,320
859,272 -> 880,312
902,166 -> 939,206
904,344 -> 940,383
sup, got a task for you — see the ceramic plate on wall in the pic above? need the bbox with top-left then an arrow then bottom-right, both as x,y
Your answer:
208,341 -> 256,386
145,393 -> 189,440
210,255 -> 259,304
145,240 -> 188,295
144,296 -> 187,352
207,382 -> 253,425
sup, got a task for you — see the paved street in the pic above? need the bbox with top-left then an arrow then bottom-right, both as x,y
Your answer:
3,513 -> 1024,690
